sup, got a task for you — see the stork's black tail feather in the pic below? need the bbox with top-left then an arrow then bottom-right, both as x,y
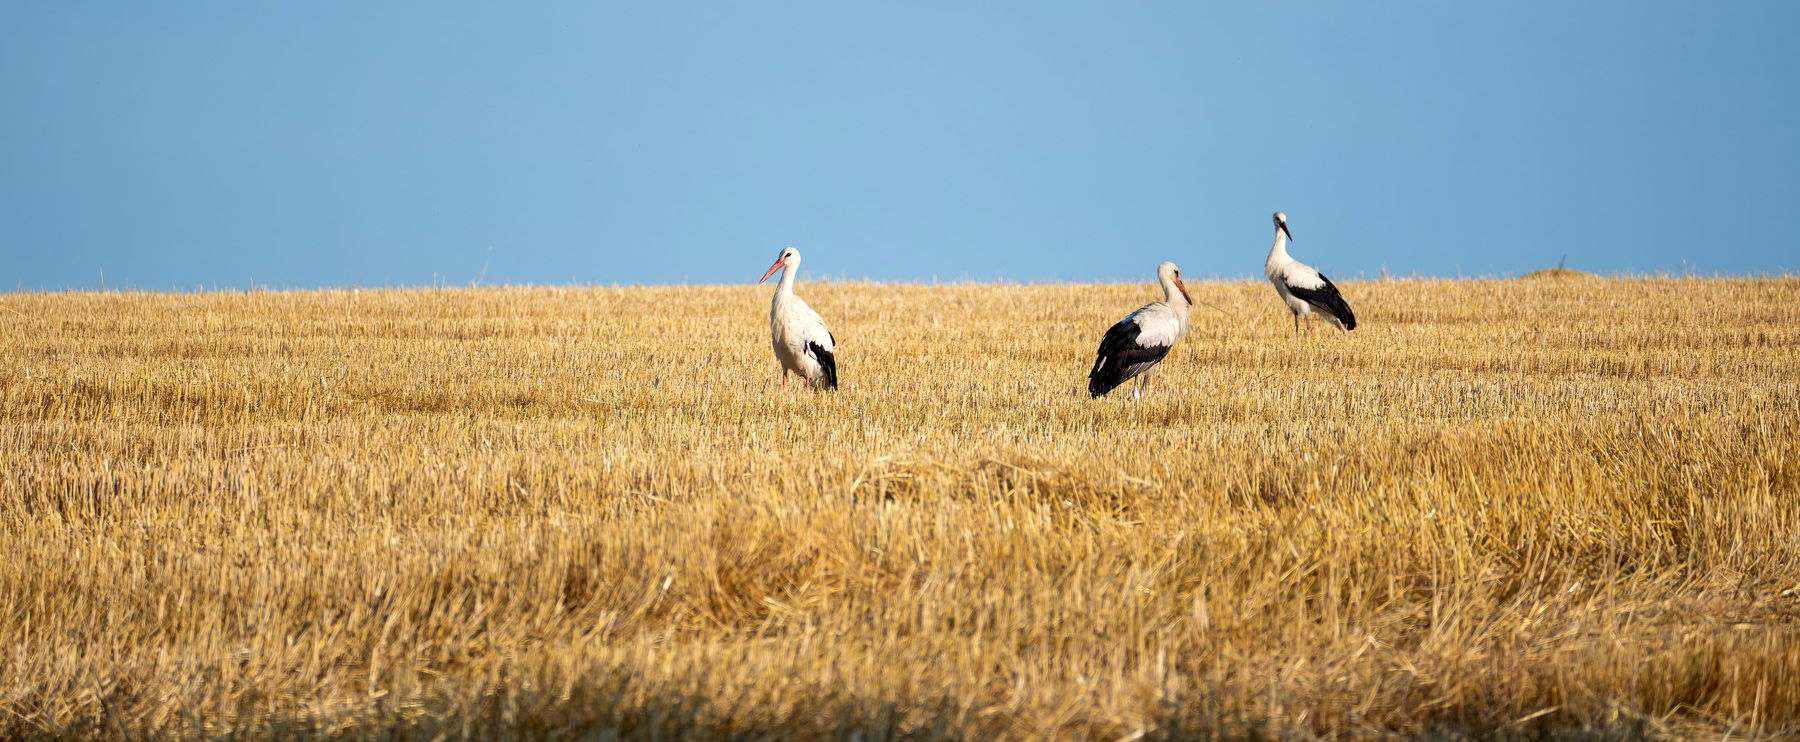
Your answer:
1311,291 -> 1356,330
1088,356 -> 1125,398
1086,320 -> 1168,398
807,342 -> 838,389
1317,288 -> 1356,330
1288,274 -> 1357,331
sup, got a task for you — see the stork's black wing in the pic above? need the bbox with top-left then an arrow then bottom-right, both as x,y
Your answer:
1087,319 -> 1171,398
1286,273 -> 1357,330
806,341 -> 837,389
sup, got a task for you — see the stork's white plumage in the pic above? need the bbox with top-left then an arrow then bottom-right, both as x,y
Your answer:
759,247 -> 838,389
1265,211 -> 1357,333
1088,261 -> 1192,399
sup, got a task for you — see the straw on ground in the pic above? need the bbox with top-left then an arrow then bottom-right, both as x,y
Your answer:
1,277 -> 1796,739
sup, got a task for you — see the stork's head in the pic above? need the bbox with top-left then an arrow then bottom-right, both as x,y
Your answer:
758,247 -> 801,283
1158,261 -> 1193,305
1272,211 -> 1292,241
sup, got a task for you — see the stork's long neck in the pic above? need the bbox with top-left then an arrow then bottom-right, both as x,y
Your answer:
1159,277 -> 1188,325
1161,275 -> 1189,314
1266,228 -> 1291,273
776,262 -> 798,297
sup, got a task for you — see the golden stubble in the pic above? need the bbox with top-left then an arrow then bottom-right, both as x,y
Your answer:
0,277 -> 1797,739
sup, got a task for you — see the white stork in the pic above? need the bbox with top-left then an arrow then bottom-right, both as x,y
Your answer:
758,247 -> 838,390
1265,211 -> 1356,333
1088,261 -> 1192,399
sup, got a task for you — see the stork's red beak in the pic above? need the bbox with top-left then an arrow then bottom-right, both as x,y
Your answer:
758,260 -> 784,284
1176,278 -> 1193,305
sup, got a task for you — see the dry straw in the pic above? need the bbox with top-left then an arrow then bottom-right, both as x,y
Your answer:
1,277 -> 1797,739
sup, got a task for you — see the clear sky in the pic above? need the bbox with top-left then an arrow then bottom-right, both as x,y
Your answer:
3,2 -> 1796,291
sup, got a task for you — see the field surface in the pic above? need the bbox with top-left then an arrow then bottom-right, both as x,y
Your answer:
2,277 -> 1798,740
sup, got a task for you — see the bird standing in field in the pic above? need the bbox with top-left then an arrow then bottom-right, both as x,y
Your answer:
1088,261 -> 1193,399
759,247 -> 838,389
1265,211 -> 1356,333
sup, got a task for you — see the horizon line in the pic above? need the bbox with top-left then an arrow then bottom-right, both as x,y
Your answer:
5,269 -> 1797,296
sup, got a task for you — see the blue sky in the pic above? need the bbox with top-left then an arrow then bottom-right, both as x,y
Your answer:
2,2 -> 1796,290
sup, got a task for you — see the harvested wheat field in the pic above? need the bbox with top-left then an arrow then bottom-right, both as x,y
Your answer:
1,277 -> 1797,740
